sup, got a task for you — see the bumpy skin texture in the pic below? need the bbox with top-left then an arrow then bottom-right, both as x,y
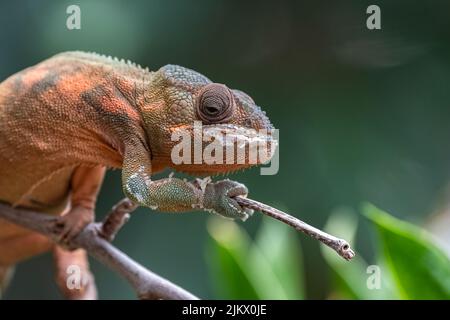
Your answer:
0,51 -> 274,298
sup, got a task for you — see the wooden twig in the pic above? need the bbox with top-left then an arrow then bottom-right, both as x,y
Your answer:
0,201 -> 198,300
0,190 -> 354,301
235,196 -> 355,260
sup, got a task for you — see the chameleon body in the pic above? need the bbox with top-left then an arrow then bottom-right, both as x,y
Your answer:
0,52 -> 275,298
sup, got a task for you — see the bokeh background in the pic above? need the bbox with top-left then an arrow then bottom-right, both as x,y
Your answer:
1,0 -> 450,299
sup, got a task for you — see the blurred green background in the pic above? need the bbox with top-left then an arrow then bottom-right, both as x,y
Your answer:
1,0 -> 450,299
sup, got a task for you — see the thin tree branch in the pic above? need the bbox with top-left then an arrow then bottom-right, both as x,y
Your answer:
0,191 -> 354,300
235,196 -> 356,260
0,201 -> 198,300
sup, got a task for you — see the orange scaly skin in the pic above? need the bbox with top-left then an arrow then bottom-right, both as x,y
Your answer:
0,51 -> 275,299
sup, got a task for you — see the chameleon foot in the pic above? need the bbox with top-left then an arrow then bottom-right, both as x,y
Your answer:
54,205 -> 94,247
203,179 -> 254,221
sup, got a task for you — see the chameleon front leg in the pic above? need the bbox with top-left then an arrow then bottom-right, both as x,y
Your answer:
122,142 -> 253,220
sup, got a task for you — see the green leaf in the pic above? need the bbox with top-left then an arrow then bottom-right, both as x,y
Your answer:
206,214 -> 304,299
205,218 -> 259,299
322,207 -> 396,299
254,217 -> 304,299
363,203 -> 450,299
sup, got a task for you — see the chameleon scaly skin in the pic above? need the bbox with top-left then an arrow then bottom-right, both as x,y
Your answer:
0,51 -> 275,297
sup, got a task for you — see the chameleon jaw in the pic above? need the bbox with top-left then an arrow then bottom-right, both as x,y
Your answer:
168,123 -> 278,175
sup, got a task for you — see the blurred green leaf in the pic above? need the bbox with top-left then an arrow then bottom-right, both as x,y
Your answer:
206,215 -> 304,299
254,217 -> 304,299
206,218 -> 259,299
322,207 -> 396,299
364,203 -> 450,299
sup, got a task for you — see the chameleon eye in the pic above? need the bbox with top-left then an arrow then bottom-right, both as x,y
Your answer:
196,83 -> 234,123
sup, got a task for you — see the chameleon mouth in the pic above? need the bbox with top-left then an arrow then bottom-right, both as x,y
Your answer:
202,124 -> 277,161
168,123 -> 278,175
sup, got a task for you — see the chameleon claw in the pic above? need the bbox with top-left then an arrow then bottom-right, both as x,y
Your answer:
203,180 -> 251,221
53,206 -> 94,249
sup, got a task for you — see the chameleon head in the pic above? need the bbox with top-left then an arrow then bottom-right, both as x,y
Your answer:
141,64 -> 277,175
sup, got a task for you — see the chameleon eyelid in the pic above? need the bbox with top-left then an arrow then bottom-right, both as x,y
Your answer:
196,83 -> 234,124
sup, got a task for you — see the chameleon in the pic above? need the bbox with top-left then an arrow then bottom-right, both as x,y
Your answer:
0,51 -> 275,299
